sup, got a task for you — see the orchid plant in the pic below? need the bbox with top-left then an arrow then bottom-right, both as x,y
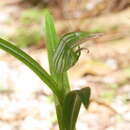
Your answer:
0,10 -> 91,130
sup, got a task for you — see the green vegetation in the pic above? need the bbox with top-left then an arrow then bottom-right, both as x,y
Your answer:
115,114 -> 124,122
9,8 -> 47,48
100,90 -> 115,102
9,28 -> 41,48
106,83 -> 119,89
20,8 -> 45,24
124,66 -> 130,78
88,27 -> 106,33
0,10 -> 91,130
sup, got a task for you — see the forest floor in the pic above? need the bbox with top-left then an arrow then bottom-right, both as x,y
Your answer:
0,1 -> 130,130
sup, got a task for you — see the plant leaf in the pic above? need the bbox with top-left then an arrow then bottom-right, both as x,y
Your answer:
44,10 -> 70,95
0,38 -> 61,98
78,87 -> 91,109
44,10 -> 59,74
62,87 -> 91,130
62,90 -> 81,130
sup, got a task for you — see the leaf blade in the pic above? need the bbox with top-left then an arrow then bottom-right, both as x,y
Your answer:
0,37 -> 61,97
62,87 -> 91,130
78,87 -> 91,109
44,10 -> 59,73
62,90 -> 81,130
44,10 -> 70,95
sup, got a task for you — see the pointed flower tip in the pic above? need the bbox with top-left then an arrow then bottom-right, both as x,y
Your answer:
53,32 -> 91,73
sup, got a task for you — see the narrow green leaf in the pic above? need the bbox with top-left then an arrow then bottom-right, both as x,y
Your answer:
0,38 -> 61,98
44,10 -> 70,95
62,87 -> 91,130
78,87 -> 91,109
44,10 -> 59,73
44,10 -> 71,130
62,90 -> 81,130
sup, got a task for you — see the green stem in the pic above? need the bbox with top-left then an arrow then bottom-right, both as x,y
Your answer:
55,100 -> 64,130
